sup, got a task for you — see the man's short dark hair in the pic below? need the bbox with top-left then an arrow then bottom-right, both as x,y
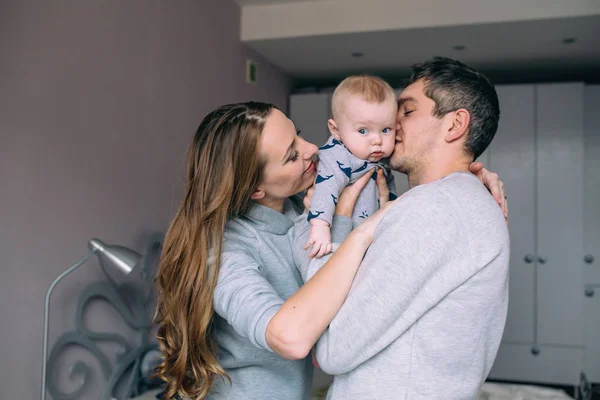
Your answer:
406,57 -> 500,160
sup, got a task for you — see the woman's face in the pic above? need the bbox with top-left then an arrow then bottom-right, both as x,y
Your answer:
254,108 -> 318,206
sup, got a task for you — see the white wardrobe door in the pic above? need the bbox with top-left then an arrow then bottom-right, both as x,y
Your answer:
584,283 -> 600,382
490,84 -> 537,343
289,93 -> 331,148
490,343 -> 584,385
536,83 -> 585,347
583,85 -> 600,383
583,85 -> 600,285
390,170 -> 410,196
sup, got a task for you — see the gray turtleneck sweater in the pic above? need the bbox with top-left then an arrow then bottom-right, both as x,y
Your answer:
210,196 -> 353,400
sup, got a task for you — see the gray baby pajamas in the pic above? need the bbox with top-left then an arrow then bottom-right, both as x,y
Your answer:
308,136 -> 397,227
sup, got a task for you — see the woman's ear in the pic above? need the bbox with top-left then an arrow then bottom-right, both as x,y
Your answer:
328,119 -> 341,141
445,108 -> 470,143
250,187 -> 265,200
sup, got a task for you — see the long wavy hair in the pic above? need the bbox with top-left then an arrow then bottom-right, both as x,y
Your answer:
154,102 -> 274,399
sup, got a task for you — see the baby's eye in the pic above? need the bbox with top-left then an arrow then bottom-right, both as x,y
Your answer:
382,128 -> 392,134
358,128 -> 368,135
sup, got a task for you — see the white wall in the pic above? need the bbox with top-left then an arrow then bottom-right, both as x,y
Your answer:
241,0 -> 600,40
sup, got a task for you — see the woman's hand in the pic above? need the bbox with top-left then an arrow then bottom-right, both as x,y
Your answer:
469,161 -> 508,223
312,348 -> 320,369
302,184 -> 316,212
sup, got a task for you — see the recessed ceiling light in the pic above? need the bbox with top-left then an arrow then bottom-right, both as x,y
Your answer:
351,52 -> 364,58
562,37 -> 577,44
453,45 -> 467,51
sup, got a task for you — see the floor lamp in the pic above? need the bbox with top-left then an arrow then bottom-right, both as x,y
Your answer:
41,238 -> 141,400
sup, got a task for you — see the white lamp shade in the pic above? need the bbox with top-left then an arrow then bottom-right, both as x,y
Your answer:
88,238 -> 141,275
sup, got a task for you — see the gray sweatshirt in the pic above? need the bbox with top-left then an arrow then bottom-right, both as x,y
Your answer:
210,196 -> 352,400
296,172 -> 510,400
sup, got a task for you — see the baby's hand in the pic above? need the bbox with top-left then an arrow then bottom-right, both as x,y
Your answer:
305,221 -> 332,259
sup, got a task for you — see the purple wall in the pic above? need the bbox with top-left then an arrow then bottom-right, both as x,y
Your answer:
0,0 -> 291,398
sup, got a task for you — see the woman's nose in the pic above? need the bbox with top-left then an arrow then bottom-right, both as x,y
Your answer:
302,138 -> 318,159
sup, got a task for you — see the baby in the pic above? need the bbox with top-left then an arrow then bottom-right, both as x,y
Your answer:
305,75 -> 398,258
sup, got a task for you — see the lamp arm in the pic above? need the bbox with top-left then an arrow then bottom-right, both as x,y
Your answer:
41,248 -> 97,400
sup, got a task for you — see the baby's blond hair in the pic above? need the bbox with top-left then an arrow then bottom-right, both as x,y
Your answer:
331,75 -> 396,120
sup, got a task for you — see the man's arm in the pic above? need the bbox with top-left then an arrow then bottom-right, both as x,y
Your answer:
314,187 -> 501,374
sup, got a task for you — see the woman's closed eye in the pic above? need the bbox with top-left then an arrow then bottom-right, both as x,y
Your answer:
284,129 -> 302,163
288,150 -> 300,162
403,110 -> 414,116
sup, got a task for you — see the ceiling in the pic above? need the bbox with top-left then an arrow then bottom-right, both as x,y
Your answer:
235,0 -> 319,5
243,15 -> 600,88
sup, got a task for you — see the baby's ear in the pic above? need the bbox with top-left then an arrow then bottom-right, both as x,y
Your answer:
328,119 -> 341,141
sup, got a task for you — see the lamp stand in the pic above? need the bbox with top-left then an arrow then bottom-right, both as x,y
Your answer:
41,249 -> 97,400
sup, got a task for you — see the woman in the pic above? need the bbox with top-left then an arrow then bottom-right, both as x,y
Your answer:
154,102 -> 506,400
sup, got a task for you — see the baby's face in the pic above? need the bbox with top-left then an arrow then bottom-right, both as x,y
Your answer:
333,95 -> 397,162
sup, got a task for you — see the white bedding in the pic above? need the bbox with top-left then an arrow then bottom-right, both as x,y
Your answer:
477,382 -> 574,400
310,382 -> 575,400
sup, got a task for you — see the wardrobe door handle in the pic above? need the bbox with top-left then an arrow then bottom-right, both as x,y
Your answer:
538,256 -> 547,265
524,254 -> 535,264
584,255 -> 594,264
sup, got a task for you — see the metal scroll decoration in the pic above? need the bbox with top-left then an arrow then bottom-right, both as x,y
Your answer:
46,232 -> 165,400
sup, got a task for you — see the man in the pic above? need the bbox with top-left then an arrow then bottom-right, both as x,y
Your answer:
311,57 -> 510,399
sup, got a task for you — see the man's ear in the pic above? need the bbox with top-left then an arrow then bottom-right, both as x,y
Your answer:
445,108 -> 470,143
328,119 -> 341,141
250,187 -> 265,200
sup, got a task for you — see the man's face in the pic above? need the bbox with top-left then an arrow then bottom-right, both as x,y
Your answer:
391,79 -> 444,175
